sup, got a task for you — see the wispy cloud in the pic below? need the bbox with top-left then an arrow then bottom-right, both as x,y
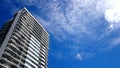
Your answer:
44,0 -> 120,60
29,0 -> 115,60
112,37 -> 120,45
5,0 -> 120,61
105,37 -> 120,50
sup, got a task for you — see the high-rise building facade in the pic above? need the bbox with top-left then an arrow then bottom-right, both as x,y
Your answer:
0,8 -> 49,68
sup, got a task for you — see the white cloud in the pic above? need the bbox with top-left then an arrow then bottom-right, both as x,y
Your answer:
44,0 -> 101,39
34,0 -> 110,60
76,53 -> 82,61
105,9 -> 120,23
97,0 -> 120,29
6,0 -> 120,61
29,0 -> 120,61
75,52 -> 95,61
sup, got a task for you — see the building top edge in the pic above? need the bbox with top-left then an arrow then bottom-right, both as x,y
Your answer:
21,7 -> 49,36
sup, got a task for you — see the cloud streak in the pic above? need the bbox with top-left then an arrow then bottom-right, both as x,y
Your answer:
5,0 -> 120,61
33,0 -> 120,60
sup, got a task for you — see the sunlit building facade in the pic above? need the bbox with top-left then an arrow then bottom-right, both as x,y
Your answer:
0,8 -> 49,68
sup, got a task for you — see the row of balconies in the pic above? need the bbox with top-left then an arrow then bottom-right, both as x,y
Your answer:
8,39 -> 29,61
25,55 -> 39,67
28,39 -> 48,65
19,14 -> 34,29
21,11 -> 49,68
21,18 -> 48,60
1,54 -> 27,68
20,14 -> 49,46
12,26 -> 31,47
20,8 -> 49,46
15,9 -> 48,68
20,16 -> 48,54
1,53 -> 19,68
10,37 -> 28,53
14,24 -> 31,41
19,18 -> 33,30
10,34 -> 45,68
0,59 -> 9,68
26,53 -> 39,66
3,44 -> 29,68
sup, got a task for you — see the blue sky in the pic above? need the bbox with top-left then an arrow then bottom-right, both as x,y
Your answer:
0,0 -> 120,68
